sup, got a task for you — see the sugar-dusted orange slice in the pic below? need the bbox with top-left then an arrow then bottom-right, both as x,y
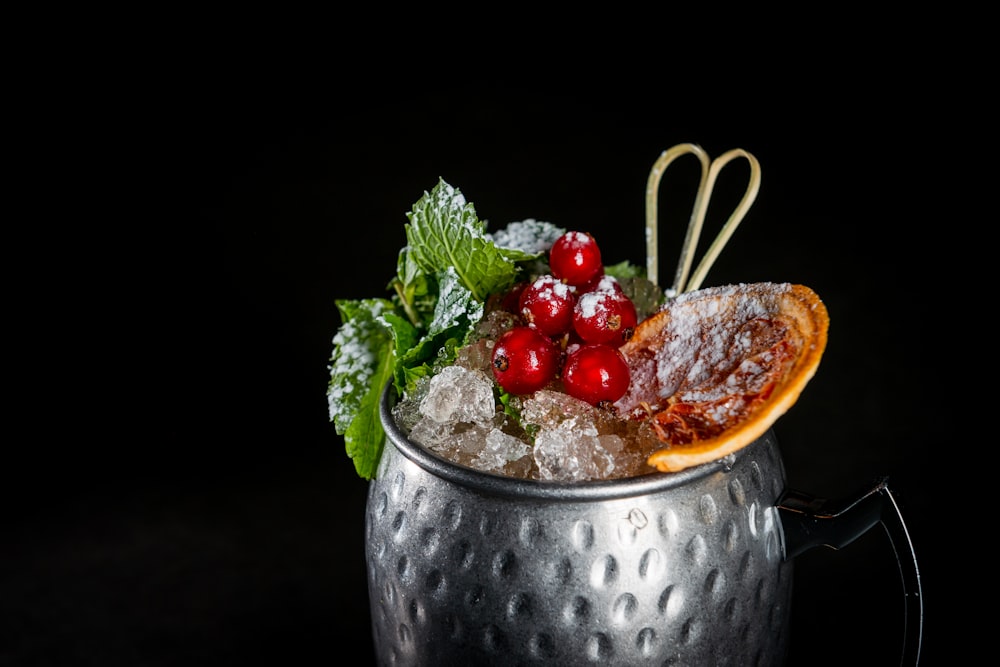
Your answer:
614,282 -> 829,472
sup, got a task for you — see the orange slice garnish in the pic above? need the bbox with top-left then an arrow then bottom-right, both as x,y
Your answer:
614,282 -> 829,472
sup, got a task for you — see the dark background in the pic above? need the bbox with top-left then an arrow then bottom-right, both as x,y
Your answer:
5,40 -> 973,665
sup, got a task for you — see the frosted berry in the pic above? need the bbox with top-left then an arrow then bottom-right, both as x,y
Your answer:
549,231 -> 603,287
492,326 -> 562,395
519,274 -> 576,337
580,273 -> 623,296
573,288 -> 638,346
561,344 -> 631,406
499,281 -> 529,313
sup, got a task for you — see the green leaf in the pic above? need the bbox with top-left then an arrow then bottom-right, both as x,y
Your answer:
344,349 -> 394,480
404,178 -> 519,302
488,218 -> 566,259
379,310 -> 423,393
330,182 -> 566,480
396,267 -> 484,391
384,314 -> 417,353
392,247 -> 435,327
428,267 -> 483,337
327,298 -> 394,434
327,298 -> 398,480
604,259 -> 644,279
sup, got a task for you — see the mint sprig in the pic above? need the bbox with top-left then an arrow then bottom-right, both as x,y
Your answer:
327,178 -> 556,480
327,298 -> 395,478
403,179 -> 522,302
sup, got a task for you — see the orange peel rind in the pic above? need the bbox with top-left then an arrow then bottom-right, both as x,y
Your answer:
614,282 -> 829,473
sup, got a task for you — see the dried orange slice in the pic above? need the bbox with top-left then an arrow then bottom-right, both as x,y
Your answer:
614,282 -> 829,472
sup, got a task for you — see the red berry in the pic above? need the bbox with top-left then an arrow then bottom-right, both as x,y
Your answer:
491,326 -> 562,395
579,273 -> 621,296
519,274 -> 576,337
561,344 -> 631,406
572,288 -> 638,346
577,268 -> 609,294
549,231 -> 603,287
500,281 -> 529,313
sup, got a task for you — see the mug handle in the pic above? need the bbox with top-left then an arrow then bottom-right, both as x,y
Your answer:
777,478 -> 923,666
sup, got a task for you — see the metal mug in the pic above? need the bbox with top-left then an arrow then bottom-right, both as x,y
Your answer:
365,384 -> 922,665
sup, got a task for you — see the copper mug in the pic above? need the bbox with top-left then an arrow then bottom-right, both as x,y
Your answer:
365,384 -> 922,665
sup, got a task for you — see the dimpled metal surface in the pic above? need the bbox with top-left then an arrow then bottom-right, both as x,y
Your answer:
366,408 -> 793,666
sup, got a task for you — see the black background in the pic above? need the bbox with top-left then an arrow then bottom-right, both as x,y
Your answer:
4,35 -> 974,666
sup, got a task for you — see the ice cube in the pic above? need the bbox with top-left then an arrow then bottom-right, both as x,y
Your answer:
475,428 -> 532,473
533,417 -> 620,482
419,365 -> 495,425
455,337 -> 496,375
520,389 -> 663,481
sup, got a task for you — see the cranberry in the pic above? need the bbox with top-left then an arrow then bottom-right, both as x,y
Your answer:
492,326 -> 562,395
579,273 -> 622,296
495,281 -> 527,314
561,344 -> 631,406
519,274 -> 576,337
549,231 -> 603,287
573,288 -> 638,346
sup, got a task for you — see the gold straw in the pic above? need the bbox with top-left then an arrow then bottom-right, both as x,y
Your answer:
645,143 -> 709,293
645,144 -> 761,295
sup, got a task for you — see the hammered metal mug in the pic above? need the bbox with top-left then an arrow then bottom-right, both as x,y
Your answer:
365,384 -> 923,666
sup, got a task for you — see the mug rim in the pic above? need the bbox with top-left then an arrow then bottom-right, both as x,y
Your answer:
379,381 -> 774,501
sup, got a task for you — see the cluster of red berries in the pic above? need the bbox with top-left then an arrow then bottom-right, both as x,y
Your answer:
490,231 -> 637,407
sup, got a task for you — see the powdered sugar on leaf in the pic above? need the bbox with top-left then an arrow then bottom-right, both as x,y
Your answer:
327,298 -> 394,432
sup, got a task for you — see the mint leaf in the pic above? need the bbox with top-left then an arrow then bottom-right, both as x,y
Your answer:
343,348 -> 394,479
428,267 -> 484,338
404,178 -> 520,302
329,180 -> 558,480
603,259 -> 644,279
392,247 -> 435,328
327,298 -> 393,433
392,268 -> 483,394
488,218 -> 566,258
327,298 -> 398,480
